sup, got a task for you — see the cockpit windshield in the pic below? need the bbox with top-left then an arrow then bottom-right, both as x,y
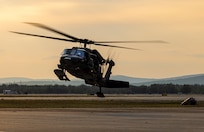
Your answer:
75,50 -> 85,57
61,48 -> 85,58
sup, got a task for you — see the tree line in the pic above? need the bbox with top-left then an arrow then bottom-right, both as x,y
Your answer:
1,83 -> 204,94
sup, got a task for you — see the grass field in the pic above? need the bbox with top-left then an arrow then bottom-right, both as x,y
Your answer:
0,100 -> 175,108
0,99 -> 203,108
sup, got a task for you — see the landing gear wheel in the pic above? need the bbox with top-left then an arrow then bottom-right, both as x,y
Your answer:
96,87 -> 105,97
96,92 -> 105,97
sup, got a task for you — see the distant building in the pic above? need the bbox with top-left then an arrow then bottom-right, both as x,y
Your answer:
3,90 -> 17,94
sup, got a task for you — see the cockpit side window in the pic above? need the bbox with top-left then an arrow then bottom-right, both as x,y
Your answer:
61,49 -> 71,55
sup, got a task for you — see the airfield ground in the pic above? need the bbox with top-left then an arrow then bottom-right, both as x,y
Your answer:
0,94 -> 204,132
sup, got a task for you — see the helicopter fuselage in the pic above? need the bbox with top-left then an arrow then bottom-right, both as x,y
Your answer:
57,47 -> 103,83
54,47 -> 129,89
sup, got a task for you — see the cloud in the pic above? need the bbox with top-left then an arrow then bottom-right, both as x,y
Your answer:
0,49 -> 5,53
191,54 -> 204,58
2,0 -> 204,26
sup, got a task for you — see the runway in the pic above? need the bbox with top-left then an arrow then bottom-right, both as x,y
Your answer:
0,108 -> 204,132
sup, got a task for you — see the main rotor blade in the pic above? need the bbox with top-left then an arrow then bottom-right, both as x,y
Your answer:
10,31 -> 76,42
94,43 -> 140,50
95,40 -> 168,43
24,22 -> 81,42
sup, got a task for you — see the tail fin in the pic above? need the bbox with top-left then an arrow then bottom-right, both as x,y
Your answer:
104,80 -> 129,88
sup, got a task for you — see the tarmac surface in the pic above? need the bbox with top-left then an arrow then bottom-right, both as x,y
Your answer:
0,108 -> 204,132
0,94 -> 204,132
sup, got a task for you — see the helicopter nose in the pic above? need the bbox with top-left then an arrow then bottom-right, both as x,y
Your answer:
64,57 -> 71,60
71,57 -> 81,63
61,56 -> 83,65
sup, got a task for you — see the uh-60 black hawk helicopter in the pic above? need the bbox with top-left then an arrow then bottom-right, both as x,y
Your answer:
11,22 -> 166,97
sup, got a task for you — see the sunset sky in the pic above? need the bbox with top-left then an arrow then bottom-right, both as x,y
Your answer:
1,0 -> 204,79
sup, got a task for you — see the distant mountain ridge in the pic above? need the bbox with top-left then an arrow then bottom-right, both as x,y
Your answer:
0,77 -> 85,86
0,77 -> 33,84
109,75 -> 156,84
1,74 -> 204,86
133,74 -> 204,86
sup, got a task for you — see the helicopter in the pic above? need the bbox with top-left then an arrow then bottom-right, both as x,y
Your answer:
11,22 -> 166,97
